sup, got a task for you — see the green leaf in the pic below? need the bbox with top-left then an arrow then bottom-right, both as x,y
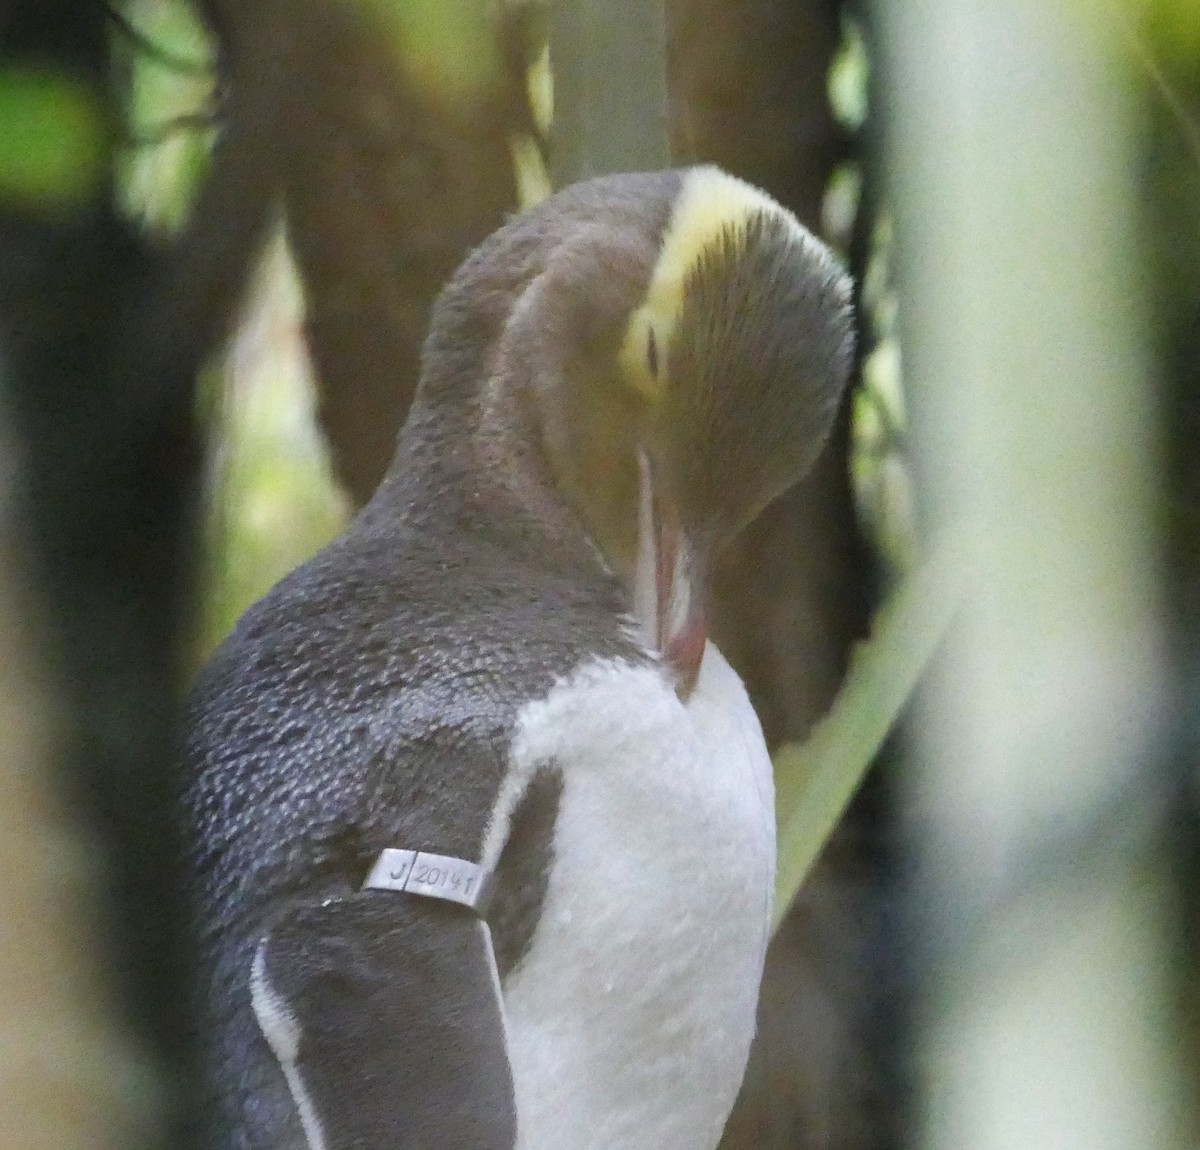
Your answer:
772,529 -> 965,933
0,69 -> 109,213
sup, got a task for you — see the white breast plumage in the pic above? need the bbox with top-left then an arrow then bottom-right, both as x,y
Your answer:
481,642 -> 775,1150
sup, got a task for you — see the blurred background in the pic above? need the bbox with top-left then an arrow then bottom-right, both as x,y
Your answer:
0,0 -> 1196,1147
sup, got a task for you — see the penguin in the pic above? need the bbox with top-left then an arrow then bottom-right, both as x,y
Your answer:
183,165 -> 854,1150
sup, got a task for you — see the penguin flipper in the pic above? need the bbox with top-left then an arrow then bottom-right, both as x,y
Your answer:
250,891 -> 516,1150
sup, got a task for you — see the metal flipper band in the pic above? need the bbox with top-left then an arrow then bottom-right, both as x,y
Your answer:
362,848 -> 491,913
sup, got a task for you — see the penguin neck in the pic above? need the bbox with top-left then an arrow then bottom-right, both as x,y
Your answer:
363,283 -> 620,599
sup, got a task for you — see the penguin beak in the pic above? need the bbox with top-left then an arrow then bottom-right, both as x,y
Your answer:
634,450 -> 709,700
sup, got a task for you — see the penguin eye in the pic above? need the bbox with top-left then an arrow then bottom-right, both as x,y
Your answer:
646,329 -> 659,378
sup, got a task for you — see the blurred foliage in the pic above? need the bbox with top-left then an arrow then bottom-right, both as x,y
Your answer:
510,132 -> 552,208
1136,0 -> 1200,68
512,43 -> 553,208
824,19 -> 914,573
114,0 -> 347,662
827,18 -> 867,132
115,0 -> 214,232
852,215 -> 912,573
0,68 -> 110,213
1134,4 -> 1200,302
527,41 -> 553,137
198,229 -> 349,659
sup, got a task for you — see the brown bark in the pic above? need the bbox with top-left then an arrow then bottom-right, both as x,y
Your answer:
208,0 -> 528,504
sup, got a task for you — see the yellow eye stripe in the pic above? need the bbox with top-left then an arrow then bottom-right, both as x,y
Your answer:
619,166 -> 809,402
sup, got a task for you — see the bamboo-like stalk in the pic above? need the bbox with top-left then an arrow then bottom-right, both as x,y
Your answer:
878,2 -> 1188,1145
549,0 -> 669,186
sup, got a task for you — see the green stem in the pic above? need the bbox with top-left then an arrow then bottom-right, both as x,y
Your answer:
772,529 -> 965,933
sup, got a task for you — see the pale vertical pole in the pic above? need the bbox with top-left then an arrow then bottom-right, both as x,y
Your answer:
878,3 -> 1189,1148
549,0 -> 669,186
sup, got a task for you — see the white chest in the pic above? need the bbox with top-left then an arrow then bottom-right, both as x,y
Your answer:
483,644 -> 775,1150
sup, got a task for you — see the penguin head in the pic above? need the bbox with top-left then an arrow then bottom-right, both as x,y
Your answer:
618,169 -> 853,541
417,166 -> 854,697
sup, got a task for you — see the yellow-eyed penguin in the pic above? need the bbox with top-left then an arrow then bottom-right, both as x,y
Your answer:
183,165 -> 854,1150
